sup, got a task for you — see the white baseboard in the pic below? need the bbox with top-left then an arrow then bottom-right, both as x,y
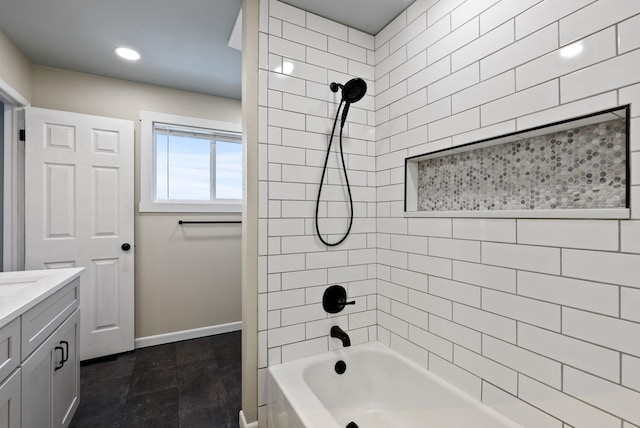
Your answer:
239,410 -> 259,428
135,321 -> 242,348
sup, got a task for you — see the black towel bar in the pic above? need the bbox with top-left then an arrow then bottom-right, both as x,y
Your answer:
178,220 -> 241,225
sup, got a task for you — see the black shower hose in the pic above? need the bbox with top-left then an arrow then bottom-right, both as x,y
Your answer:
315,99 -> 355,247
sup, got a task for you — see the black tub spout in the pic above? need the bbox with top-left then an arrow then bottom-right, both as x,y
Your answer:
330,326 -> 351,347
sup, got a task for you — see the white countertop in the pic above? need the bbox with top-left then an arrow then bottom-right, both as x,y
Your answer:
0,268 -> 84,327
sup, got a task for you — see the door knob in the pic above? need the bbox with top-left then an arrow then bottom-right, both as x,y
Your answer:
121,243 -> 131,251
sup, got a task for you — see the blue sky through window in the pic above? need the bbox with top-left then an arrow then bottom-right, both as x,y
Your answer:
155,131 -> 242,201
216,140 -> 243,199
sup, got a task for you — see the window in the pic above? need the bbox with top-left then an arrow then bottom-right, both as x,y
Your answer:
140,111 -> 243,213
153,123 -> 242,201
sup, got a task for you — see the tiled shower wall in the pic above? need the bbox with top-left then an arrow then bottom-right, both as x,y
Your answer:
256,0 -> 377,418
375,0 -> 640,427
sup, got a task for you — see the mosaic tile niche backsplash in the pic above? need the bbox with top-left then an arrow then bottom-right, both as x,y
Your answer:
417,118 -> 627,212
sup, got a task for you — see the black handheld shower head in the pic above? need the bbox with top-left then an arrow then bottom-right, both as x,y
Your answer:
341,78 -> 367,104
330,78 -> 367,103
329,78 -> 368,128
317,77 -> 368,247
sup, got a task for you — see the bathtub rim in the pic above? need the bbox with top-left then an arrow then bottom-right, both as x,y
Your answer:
267,341 -> 525,428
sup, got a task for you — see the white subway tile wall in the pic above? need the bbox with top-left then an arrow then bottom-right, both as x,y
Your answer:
257,0 -> 640,426
372,0 -> 640,427
257,0 -> 377,417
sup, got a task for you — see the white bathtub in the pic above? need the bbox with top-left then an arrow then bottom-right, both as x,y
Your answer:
267,341 -> 524,428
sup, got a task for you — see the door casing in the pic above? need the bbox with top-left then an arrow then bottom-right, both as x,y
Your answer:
0,78 -> 28,272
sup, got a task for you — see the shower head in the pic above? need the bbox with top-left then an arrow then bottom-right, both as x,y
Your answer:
342,78 -> 367,103
330,78 -> 368,128
330,78 -> 367,104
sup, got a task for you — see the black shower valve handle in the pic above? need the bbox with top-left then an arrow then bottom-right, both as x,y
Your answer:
323,285 -> 356,314
338,297 -> 356,307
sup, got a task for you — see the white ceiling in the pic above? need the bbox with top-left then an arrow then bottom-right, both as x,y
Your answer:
0,0 -> 410,100
0,0 -> 243,99
284,0 -> 415,35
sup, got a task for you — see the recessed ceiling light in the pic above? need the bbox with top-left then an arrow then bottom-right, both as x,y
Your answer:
115,47 -> 140,61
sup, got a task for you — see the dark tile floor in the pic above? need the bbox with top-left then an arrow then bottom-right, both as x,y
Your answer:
70,331 -> 241,428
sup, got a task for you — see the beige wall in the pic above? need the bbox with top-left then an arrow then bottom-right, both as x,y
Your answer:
0,29 -> 32,102
31,65 -> 243,338
136,214 -> 241,336
31,66 -> 240,122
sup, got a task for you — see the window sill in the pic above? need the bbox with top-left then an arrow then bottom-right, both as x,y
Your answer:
139,201 -> 242,213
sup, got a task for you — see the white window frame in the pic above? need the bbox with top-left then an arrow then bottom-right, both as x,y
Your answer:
140,111 -> 243,213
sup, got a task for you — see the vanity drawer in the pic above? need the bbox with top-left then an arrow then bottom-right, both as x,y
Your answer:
21,278 -> 79,360
0,317 -> 20,383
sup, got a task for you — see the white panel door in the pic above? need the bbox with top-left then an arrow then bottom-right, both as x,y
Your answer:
25,107 -> 134,360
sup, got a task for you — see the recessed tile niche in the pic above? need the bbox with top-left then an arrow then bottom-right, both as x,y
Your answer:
405,107 -> 630,218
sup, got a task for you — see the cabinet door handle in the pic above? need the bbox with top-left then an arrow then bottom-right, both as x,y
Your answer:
54,346 -> 65,370
60,340 -> 69,364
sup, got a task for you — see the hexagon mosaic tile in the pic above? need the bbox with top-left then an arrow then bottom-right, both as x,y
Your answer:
417,118 -> 627,211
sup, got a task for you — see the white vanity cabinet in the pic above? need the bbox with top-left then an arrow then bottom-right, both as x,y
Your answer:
0,369 -> 21,427
0,317 -> 21,427
52,310 -> 80,428
22,309 -> 79,428
0,268 -> 83,428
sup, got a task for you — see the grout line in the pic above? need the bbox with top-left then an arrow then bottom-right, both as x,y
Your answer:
618,286 -> 622,319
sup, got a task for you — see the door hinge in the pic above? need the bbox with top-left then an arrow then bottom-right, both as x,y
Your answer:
19,129 -> 25,141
